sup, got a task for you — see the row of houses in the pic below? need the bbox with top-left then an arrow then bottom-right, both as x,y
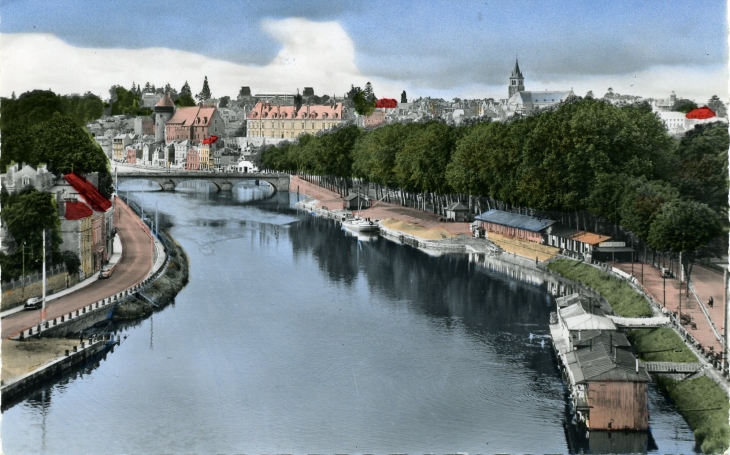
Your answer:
550,293 -> 651,431
0,165 -> 116,280
473,209 -> 627,262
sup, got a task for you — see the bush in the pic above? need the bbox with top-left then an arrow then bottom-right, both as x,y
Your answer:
656,376 -> 730,454
547,259 -> 652,317
626,328 -> 697,362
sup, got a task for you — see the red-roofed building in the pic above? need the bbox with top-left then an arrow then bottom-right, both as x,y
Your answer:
165,106 -> 223,145
59,199 -> 95,278
53,173 -> 115,276
685,106 -> 716,119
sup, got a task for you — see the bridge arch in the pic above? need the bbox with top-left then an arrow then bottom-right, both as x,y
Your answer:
116,172 -> 290,194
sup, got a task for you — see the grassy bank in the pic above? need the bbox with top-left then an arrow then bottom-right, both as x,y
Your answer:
626,328 -> 697,362
547,258 -> 652,317
655,375 -> 729,454
114,231 -> 189,321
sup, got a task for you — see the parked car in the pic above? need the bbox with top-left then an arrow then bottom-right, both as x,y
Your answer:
99,265 -> 115,279
24,297 -> 42,310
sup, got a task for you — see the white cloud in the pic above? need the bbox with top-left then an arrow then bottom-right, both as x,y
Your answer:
0,18 -> 384,99
1,18 -> 726,104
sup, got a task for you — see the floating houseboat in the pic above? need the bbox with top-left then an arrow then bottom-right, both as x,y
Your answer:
549,293 -> 651,431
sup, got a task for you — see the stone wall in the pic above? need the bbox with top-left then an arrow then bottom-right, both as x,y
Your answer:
1,273 -> 79,311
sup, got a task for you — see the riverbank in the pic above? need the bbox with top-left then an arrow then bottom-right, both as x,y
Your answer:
114,229 -> 189,321
290,175 -> 729,453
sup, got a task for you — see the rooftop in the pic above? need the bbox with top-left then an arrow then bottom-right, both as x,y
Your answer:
475,209 -> 555,232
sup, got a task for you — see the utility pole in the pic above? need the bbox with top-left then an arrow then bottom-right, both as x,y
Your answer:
722,266 -> 730,372
41,229 -> 47,326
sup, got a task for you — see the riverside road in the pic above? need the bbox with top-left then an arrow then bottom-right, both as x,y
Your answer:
1,197 -> 155,338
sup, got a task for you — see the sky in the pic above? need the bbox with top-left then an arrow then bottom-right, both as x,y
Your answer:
1,0 -> 728,103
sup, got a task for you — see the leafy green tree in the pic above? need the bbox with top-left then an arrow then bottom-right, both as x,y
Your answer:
648,200 -> 722,294
180,81 -> 192,96
196,76 -> 212,102
619,176 -> 678,239
352,123 -> 411,187
707,95 -> 726,117
395,122 -> 454,194
30,113 -> 109,175
218,96 -> 230,108
672,98 -> 698,113
175,92 -> 196,107
0,188 -> 62,280
671,121 -> 729,215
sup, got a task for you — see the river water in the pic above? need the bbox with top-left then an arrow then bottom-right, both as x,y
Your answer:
2,182 -> 697,454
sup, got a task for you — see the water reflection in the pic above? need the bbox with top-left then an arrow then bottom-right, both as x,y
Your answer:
1,187 -> 696,454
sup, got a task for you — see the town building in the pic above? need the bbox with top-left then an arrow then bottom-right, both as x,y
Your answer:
155,93 -> 176,143
545,224 -> 612,261
185,147 -> 200,170
165,106 -> 223,145
502,60 -> 574,116
58,197 -> 95,279
52,173 -> 114,276
0,163 -> 55,194
551,294 -> 651,431
173,140 -> 191,167
112,133 -> 137,162
474,209 -> 555,243
133,116 -> 154,136
246,102 -> 345,139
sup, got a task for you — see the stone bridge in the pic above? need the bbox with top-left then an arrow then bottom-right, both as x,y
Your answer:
117,172 -> 290,193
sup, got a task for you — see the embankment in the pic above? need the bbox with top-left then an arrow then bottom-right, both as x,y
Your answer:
114,229 -> 189,321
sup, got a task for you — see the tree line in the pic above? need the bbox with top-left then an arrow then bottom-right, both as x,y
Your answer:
261,97 -> 727,289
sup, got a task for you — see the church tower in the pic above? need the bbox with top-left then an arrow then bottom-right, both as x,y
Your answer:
508,59 -> 525,98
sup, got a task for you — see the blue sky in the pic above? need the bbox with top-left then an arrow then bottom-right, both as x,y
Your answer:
1,0 -> 727,101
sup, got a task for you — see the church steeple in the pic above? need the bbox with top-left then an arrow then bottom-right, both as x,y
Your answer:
508,59 -> 525,98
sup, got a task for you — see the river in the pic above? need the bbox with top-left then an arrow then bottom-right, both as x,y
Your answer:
2,181 -> 697,454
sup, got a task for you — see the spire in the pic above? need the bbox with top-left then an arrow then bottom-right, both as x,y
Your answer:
511,59 -> 523,78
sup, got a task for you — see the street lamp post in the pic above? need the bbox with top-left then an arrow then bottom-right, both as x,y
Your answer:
663,274 -> 666,307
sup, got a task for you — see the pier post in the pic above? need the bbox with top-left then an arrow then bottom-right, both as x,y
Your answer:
73,346 -> 77,352
65,350 -> 69,356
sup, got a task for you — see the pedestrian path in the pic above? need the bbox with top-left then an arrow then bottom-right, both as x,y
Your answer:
1,235 -> 124,319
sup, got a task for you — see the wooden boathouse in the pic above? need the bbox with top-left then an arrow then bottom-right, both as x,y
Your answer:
550,293 -> 651,431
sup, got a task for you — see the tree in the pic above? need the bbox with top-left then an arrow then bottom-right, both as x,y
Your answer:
60,250 -> 81,275
180,81 -> 192,96
164,83 -> 178,99
30,113 -> 109,175
218,96 -> 230,108
351,85 -> 376,116
196,76 -> 212,102
619,177 -> 678,239
175,92 -> 196,107
401,90 -> 407,103
0,188 -> 62,279
707,95 -> 726,117
672,98 -> 698,113
586,90 -> 594,98
648,200 -> 721,295
363,82 -> 376,103
671,121 -> 729,215
143,82 -> 152,93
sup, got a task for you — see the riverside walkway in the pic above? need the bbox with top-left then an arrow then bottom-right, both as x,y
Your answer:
2,197 -> 156,339
612,261 -> 726,359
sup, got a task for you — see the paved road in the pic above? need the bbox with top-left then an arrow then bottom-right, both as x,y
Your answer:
2,198 -> 154,339
613,261 -> 724,354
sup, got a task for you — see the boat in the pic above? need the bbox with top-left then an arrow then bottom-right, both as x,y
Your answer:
341,218 -> 379,233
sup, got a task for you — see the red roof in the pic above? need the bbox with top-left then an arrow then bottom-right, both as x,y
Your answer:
375,98 -> 398,108
65,200 -> 93,220
64,172 -> 112,212
686,106 -> 716,119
